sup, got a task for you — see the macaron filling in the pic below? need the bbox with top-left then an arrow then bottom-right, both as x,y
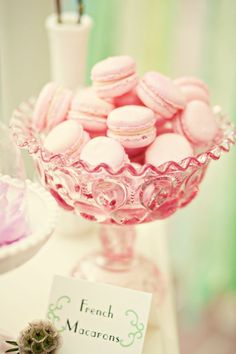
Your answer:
47,89 -> 72,130
47,86 -> 64,120
93,74 -> 138,98
70,112 -> 107,134
69,111 -> 107,123
93,72 -> 137,86
137,81 -> 177,118
141,72 -> 186,109
107,105 -> 156,149
108,125 -> 155,135
91,55 -> 136,82
108,128 -> 156,148
69,89 -> 114,117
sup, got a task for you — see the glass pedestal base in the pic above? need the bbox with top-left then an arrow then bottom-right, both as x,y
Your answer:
72,252 -> 163,327
72,252 -> 161,292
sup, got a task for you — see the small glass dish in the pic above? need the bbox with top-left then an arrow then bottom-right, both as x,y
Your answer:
0,122 -> 58,273
0,122 -> 29,247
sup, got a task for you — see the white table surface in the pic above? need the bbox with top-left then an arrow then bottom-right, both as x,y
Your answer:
0,209 -> 179,354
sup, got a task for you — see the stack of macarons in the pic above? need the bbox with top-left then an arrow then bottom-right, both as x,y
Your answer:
33,55 -> 220,170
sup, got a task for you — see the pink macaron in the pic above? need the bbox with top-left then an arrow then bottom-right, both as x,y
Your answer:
68,88 -> 114,137
137,72 -> 186,120
145,133 -> 194,167
113,88 -> 143,107
177,100 -> 219,146
91,56 -> 138,99
80,136 -> 129,170
174,76 -> 210,104
43,120 -> 89,159
172,112 -> 186,136
107,105 -> 156,156
33,82 -> 72,132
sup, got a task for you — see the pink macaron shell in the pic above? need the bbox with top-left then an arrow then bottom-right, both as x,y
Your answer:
94,73 -> 138,99
80,136 -> 129,170
70,111 -> 107,135
107,105 -> 155,129
137,81 -> 177,119
113,88 -> 143,107
33,82 -> 59,131
145,133 -> 194,167
140,72 -> 186,109
174,76 -> 209,93
47,89 -> 73,131
180,85 -> 210,104
181,100 -> 219,146
108,130 -> 156,151
172,112 -> 186,136
91,55 -> 136,82
43,120 -> 88,159
70,87 -> 114,116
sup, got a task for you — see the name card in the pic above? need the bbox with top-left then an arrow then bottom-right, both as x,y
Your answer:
47,275 -> 152,354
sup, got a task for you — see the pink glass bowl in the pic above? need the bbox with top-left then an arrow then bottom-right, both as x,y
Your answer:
10,101 -> 236,225
10,100 -> 236,326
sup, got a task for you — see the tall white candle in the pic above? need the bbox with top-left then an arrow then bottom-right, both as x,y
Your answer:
46,12 -> 93,91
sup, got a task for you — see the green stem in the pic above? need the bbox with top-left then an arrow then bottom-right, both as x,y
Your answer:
55,0 -> 62,23
78,0 -> 84,23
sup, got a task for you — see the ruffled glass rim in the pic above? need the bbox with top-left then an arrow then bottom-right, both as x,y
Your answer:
10,99 -> 236,177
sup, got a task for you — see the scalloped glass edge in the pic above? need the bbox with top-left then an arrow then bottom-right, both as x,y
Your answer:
10,99 -> 236,177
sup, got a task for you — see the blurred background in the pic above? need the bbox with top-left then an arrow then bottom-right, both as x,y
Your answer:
1,1 -> 236,353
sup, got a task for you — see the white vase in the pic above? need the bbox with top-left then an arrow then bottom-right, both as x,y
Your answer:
46,12 -> 93,91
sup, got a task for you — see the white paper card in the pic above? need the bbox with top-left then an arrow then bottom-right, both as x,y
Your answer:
47,275 -> 152,354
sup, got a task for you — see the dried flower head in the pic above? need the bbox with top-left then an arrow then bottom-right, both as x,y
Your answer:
6,320 -> 61,354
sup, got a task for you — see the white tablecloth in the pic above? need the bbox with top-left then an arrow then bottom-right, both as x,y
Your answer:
0,211 -> 179,354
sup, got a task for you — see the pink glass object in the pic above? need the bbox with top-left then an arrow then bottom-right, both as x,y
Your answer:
0,176 -> 28,246
0,123 -> 29,247
10,101 -> 236,298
